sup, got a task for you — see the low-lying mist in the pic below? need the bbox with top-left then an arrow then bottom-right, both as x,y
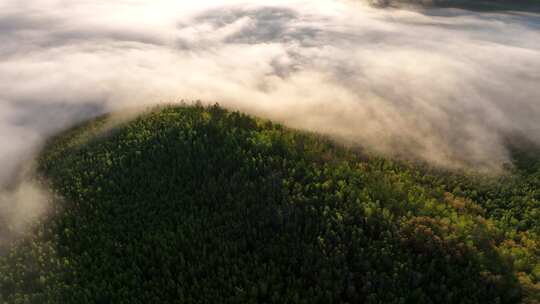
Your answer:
0,170 -> 49,250
1,0 -> 539,239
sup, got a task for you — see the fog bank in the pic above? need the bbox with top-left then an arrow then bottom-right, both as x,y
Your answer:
1,0 -> 540,235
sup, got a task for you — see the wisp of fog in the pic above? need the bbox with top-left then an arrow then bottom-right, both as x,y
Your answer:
1,0 -> 540,239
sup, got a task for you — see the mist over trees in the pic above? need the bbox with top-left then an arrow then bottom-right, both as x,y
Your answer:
1,0 -> 539,177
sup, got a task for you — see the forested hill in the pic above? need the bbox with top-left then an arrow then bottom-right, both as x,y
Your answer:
1,104 -> 539,303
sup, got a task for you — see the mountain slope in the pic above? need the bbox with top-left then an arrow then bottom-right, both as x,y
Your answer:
1,104 -> 539,303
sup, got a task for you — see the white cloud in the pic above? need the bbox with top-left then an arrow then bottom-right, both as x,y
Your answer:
0,0 -> 539,182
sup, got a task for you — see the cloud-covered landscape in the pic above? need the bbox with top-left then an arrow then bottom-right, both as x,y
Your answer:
1,1 -> 540,302
2,0 -> 539,180
0,0 -> 539,238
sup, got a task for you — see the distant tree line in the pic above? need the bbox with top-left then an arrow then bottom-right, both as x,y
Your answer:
0,104 -> 538,303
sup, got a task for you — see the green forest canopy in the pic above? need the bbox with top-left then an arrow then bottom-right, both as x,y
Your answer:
0,104 -> 539,303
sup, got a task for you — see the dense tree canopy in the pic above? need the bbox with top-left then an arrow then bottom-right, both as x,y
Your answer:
0,104 -> 538,303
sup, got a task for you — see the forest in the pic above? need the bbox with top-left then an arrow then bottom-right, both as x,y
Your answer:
0,104 -> 538,303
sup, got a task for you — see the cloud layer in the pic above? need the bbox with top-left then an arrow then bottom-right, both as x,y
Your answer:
1,0 -> 540,185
